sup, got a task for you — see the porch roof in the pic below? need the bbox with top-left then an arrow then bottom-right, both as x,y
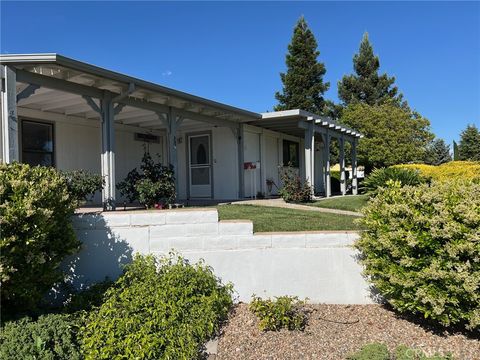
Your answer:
251,110 -> 362,141
1,53 -> 261,129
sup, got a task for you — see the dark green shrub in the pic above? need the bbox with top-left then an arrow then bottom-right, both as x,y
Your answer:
362,167 -> 425,195
0,313 -> 82,360
80,254 -> 233,359
249,295 -> 307,331
347,343 -> 390,360
279,165 -> 312,203
0,163 -> 80,313
62,170 -> 104,205
64,279 -> 113,313
117,152 -> 175,207
356,180 -> 480,330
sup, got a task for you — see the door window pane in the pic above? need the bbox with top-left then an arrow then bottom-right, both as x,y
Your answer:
22,120 -> 54,167
190,136 -> 209,165
191,167 -> 210,185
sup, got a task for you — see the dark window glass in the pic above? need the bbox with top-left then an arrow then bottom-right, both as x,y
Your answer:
283,140 -> 299,167
190,136 -> 209,165
22,120 -> 54,167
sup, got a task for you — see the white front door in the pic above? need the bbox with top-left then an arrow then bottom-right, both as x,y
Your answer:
188,134 -> 212,198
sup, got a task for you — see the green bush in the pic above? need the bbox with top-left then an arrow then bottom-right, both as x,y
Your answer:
249,295 -> 307,331
62,170 -> 104,205
117,152 -> 175,207
64,279 -> 113,313
356,180 -> 480,330
0,313 -> 82,360
0,163 -> 80,313
362,167 -> 425,195
347,343 -> 453,360
279,165 -> 312,203
80,254 -> 233,359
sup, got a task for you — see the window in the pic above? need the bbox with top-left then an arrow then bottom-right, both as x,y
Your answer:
283,140 -> 299,168
21,120 -> 54,167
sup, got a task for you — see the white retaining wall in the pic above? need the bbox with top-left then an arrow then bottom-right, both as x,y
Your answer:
67,209 -> 373,304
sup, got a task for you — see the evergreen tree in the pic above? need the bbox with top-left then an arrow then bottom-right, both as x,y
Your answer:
424,138 -> 452,165
338,32 -> 405,107
275,16 -> 329,114
453,141 -> 460,161
458,124 -> 480,161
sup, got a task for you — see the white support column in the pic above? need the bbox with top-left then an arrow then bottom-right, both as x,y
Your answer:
352,139 -> 358,195
260,131 -> 267,196
166,107 -> 179,198
100,95 -> 116,210
1,65 -> 19,163
304,122 -> 315,195
237,123 -> 245,199
324,131 -> 331,198
340,136 -> 346,196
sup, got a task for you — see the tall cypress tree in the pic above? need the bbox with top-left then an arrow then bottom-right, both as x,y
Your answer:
338,32 -> 403,107
458,124 -> 480,161
275,16 -> 329,114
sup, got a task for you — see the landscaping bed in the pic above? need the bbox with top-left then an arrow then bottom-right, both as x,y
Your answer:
216,304 -> 479,360
217,204 -> 362,232
308,195 -> 369,212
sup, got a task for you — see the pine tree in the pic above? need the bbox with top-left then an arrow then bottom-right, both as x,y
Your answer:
453,141 -> 460,161
338,32 -> 404,107
275,16 -> 329,114
458,124 -> 480,161
424,138 -> 452,165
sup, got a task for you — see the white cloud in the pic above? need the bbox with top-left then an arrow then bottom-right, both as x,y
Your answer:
162,70 -> 173,77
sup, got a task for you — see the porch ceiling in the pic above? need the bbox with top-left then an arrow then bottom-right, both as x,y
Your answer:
2,53 -> 261,129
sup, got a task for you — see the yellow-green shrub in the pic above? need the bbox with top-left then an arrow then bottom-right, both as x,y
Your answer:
394,161 -> 480,182
356,180 -> 480,330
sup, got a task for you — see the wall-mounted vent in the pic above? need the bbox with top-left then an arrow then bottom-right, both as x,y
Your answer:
134,133 -> 160,143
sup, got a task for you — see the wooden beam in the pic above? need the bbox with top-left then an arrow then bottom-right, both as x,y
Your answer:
1,65 -> 19,163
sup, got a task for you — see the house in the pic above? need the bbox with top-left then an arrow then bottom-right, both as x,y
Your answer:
1,54 -> 361,209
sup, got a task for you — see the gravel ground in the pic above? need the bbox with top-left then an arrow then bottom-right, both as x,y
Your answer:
216,304 -> 479,360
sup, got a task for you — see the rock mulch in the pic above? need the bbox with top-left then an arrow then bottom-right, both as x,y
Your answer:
216,304 -> 479,360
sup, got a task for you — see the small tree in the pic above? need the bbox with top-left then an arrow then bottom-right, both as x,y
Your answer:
458,124 -> 480,161
424,138 -> 452,165
274,16 -> 329,114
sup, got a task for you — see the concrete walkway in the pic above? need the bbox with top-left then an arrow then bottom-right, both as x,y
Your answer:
227,198 -> 362,217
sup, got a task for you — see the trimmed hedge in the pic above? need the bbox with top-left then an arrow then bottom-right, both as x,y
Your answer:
80,254 -> 233,359
395,161 -> 480,182
356,180 -> 480,330
0,163 -> 80,313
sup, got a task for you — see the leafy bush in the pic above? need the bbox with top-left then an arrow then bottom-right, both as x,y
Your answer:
62,169 -> 104,205
64,279 -> 113,313
0,163 -> 80,313
356,180 -> 480,330
279,165 -> 312,203
347,343 -> 453,360
0,313 -> 82,360
362,167 -> 425,195
117,152 -> 175,208
80,254 -> 233,359
395,161 -> 480,182
249,295 -> 307,331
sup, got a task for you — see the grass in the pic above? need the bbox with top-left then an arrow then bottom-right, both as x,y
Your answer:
217,204 -> 362,232
308,195 -> 369,212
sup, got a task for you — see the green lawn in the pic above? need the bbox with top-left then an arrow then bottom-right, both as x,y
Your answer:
308,195 -> 369,212
217,204 -> 362,232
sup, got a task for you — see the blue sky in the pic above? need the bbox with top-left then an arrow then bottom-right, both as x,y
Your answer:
1,1 -> 479,145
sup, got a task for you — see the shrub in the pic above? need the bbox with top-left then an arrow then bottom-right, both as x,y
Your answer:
62,169 -> 104,205
117,152 -> 175,207
80,254 -> 233,359
279,165 -> 312,203
64,279 -> 113,313
0,163 -> 80,313
0,313 -> 82,360
362,167 -> 425,195
356,180 -> 480,330
347,343 -> 453,360
395,161 -> 480,182
249,295 -> 307,331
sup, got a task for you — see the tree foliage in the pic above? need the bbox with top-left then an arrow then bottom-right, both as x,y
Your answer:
424,138 -> 452,165
338,33 -> 405,108
340,102 -> 434,172
458,124 -> 480,161
275,16 -> 329,114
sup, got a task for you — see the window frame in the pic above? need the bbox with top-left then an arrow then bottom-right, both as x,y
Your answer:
20,119 -> 56,167
282,139 -> 300,168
